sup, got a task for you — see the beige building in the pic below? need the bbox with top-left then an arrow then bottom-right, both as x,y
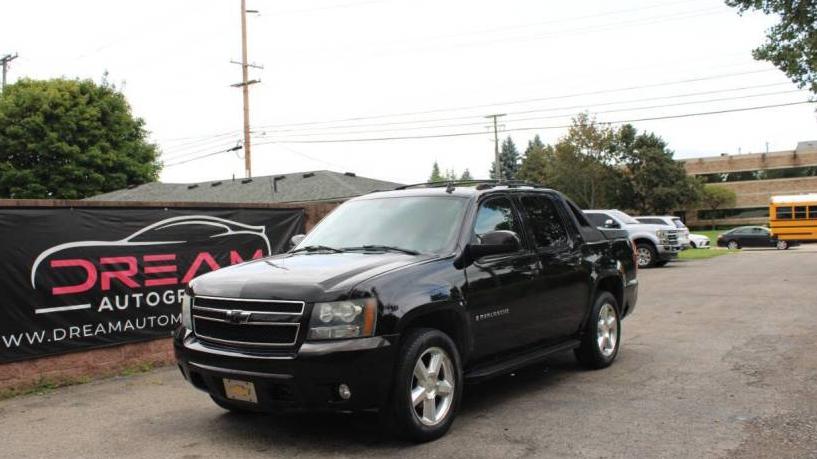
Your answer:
681,141 -> 817,228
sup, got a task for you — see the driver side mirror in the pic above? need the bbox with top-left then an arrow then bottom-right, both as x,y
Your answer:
454,230 -> 523,269
290,234 -> 306,248
603,219 -> 620,229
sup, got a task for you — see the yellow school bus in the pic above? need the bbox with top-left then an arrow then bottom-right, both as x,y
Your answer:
769,194 -> 817,241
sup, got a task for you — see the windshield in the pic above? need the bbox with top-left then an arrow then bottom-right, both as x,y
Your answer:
672,218 -> 687,229
297,196 -> 469,254
608,210 -> 640,225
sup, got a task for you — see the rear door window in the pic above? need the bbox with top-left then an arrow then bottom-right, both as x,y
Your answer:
519,195 -> 569,249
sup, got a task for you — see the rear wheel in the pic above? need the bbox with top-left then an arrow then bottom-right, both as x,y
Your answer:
636,242 -> 657,268
575,291 -> 621,369
384,328 -> 462,442
727,240 -> 740,250
776,240 -> 789,250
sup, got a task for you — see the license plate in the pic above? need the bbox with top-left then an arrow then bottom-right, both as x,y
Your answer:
223,378 -> 258,403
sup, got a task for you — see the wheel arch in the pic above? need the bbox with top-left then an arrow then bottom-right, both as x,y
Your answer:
397,304 -> 472,363
595,275 -> 624,316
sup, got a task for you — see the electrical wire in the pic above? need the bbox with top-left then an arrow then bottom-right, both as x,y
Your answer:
253,101 -> 815,144
162,101 -> 814,166
251,68 -> 778,130
254,82 -> 795,136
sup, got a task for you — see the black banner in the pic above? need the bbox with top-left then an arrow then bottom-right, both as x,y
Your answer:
0,207 -> 304,363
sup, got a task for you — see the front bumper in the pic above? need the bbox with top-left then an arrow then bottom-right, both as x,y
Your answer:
656,244 -> 682,261
174,328 -> 398,413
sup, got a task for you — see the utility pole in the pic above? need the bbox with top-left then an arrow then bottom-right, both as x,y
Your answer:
230,1 -> 261,178
1,53 -> 19,92
485,114 -> 506,180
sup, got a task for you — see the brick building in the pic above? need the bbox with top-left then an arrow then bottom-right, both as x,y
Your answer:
681,141 -> 817,228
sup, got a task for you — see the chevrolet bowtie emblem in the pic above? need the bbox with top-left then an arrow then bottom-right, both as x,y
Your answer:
225,310 -> 252,324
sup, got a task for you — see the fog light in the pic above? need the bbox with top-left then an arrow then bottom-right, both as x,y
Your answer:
338,383 -> 351,400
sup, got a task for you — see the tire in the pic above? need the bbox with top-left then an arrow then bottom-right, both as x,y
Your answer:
727,240 -> 740,250
575,291 -> 621,370
655,260 -> 669,267
210,395 -> 255,414
383,328 -> 463,442
689,241 -> 697,249
635,242 -> 657,268
776,240 -> 789,250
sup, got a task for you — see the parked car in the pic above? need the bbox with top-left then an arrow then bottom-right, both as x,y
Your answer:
585,209 -> 683,268
688,234 -> 711,249
717,226 -> 799,250
174,183 -> 639,442
634,216 -> 691,248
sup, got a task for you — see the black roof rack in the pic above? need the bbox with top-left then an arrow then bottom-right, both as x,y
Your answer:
394,179 -> 545,191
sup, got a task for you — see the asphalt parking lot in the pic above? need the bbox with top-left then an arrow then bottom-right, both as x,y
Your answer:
2,246 -> 816,458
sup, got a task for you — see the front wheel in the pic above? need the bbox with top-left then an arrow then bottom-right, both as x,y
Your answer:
384,328 -> 462,442
727,240 -> 740,250
635,242 -> 657,268
575,291 -> 621,369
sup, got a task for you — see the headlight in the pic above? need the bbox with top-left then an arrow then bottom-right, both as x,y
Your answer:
307,299 -> 377,340
656,230 -> 667,239
181,293 -> 193,329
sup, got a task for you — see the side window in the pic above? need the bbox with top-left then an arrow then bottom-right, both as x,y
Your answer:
519,195 -> 569,248
809,206 -> 817,219
585,213 -> 611,228
473,197 -> 522,243
776,206 -> 792,220
794,206 -> 807,219
753,227 -> 769,236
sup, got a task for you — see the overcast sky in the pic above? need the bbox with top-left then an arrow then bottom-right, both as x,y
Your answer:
3,0 -> 816,185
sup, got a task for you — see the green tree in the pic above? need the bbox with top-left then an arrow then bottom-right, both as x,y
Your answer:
699,185 -> 737,229
726,0 -> 817,94
490,136 -> 520,180
445,168 -> 458,181
548,114 -> 619,208
612,124 -> 701,214
459,168 -> 473,180
0,78 -> 161,199
518,135 -> 552,185
429,161 -> 443,182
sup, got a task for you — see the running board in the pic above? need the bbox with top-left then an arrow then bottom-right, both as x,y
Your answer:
464,339 -> 581,382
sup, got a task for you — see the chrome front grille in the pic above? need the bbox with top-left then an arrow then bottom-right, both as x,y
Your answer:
191,295 -> 305,348
666,230 -> 680,245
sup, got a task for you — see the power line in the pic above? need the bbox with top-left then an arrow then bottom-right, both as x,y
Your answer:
255,81 -> 794,136
161,139 -> 243,161
251,68 -> 778,130
164,145 -> 243,167
253,101 -> 814,145
254,88 -> 803,139
168,101 -> 813,167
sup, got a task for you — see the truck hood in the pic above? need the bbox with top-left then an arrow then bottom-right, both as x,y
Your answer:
189,251 -> 432,301
623,223 -> 675,232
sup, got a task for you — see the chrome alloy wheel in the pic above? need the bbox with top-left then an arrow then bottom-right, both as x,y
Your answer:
727,240 -> 739,250
410,347 -> 455,426
637,247 -> 652,267
776,240 -> 788,250
597,303 -> 618,358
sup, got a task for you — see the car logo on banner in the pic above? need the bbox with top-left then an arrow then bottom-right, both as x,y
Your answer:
29,215 -> 272,315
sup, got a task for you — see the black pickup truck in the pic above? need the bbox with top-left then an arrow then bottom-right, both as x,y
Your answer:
174,182 -> 638,441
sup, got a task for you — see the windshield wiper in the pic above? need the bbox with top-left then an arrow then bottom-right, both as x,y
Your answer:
344,245 -> 420,255
291,245 -> 344,253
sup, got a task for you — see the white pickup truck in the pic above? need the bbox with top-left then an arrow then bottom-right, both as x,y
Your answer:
585,209 -> 684,268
